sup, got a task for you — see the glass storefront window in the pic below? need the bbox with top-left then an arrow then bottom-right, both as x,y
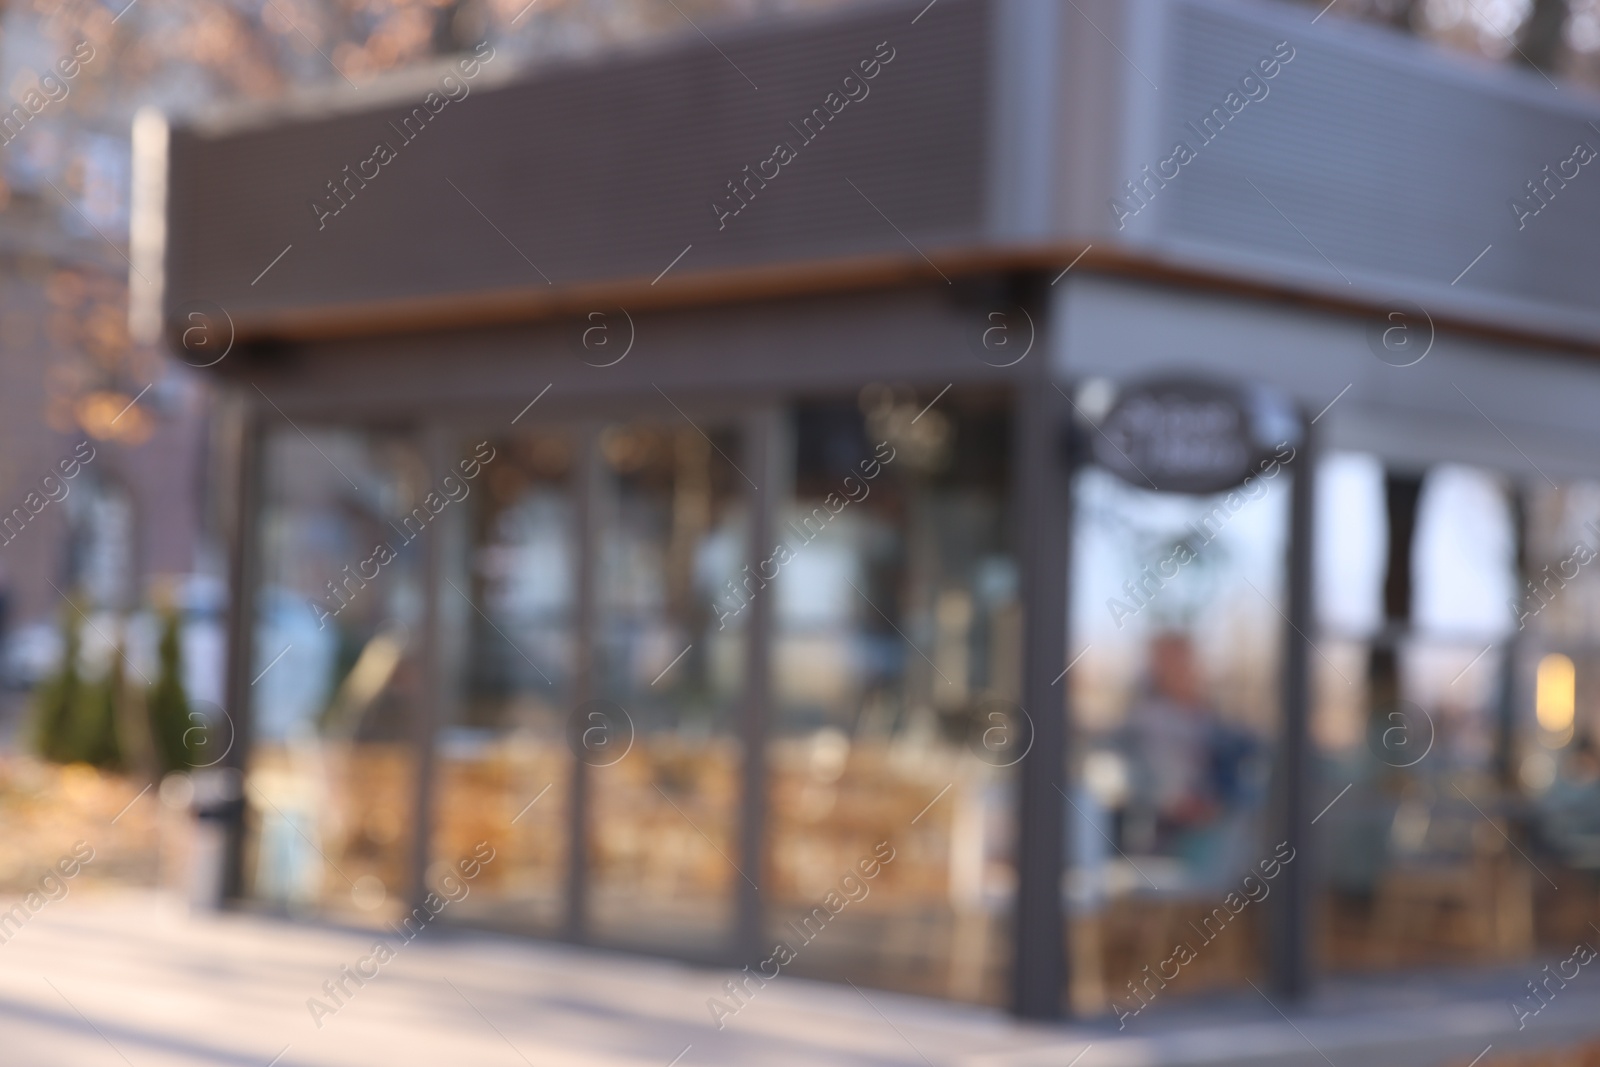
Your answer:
1515,480 -> 1600,950
227,389 -> 1600,1010
586,420 -> 748,953
1067,463 -> 1290,1014
1313,459 -> 1534,971
62,471 -> 135,612
435,429 -> 575,935
766,389 -> 1016,1004
244,427 -> 427,921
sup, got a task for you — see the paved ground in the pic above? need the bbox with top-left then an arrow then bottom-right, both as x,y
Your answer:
2,889 -> 1600,1067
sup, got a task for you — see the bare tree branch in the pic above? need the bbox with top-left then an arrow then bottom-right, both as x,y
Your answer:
1517,0 -> 1570,76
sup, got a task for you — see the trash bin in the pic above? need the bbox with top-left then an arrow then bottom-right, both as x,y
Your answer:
186,768 -> 242,911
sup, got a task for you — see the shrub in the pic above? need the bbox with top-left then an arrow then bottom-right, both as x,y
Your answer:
146,610 -> 192,773
31,604 -> 82,763
30,600 -> 124,769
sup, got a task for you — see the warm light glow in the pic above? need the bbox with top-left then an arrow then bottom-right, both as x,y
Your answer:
1537,653 -> 1577,733
75,391 -> 152,445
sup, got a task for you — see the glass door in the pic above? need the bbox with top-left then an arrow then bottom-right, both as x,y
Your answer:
586,418 -> 749,954
433,428 -> 577,934
243,406 -> 754,955
1066,461 -> 1291,1015
244,426 -> 427,921
766,389 -> 1018,1004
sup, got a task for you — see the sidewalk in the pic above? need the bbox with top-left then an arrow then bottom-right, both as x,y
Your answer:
0,889 -> 1597,1067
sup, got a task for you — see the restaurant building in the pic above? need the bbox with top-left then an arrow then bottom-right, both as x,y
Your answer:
145,0 -> 1600,1022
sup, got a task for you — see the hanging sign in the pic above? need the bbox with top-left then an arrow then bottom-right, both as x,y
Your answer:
1085,376 -> 1300,494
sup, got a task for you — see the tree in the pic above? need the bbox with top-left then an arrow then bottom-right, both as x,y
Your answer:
1517,0 -> 1571,76
1289,0 -> 1578,84
32,602 -> 83,764
29,598 -> 124,769
147,609 -> 193,774
72,636 -> 125,769
4,0 -> 860,449
1381,0 -> 1425,33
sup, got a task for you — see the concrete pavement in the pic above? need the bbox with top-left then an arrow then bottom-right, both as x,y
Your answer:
0,889 -> 1598,1067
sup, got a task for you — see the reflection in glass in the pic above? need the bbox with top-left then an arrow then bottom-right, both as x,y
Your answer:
436,430 -> 574,934
245,428 -> 426,921
767,391 -> 1016,1004
587,422 -> 747,952
1068,464 -> 1289,1012
1313,459 -> 1547,971
1520,480 -> 1600,954
62,471 -> 135,612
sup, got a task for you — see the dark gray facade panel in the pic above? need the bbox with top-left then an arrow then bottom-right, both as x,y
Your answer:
1163,5 -> 1584,298
166,0 -> 991,323
1137,0 -> 1600,340
223,287 -> 1013,420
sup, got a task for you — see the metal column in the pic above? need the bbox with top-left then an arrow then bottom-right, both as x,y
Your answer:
1271,415 -> 1317,999
736,405 -> 782,962
564,424 -> 602,942
218,392 -> 262,905
1010,371 -> 1073,1018
406,424 -> 451,911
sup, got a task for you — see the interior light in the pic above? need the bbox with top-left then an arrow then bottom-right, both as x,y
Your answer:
1536,653 -> 1576,733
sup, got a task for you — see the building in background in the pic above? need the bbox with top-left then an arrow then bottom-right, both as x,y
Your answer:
0,85 -> 213,726
149,0 -> 1600,1026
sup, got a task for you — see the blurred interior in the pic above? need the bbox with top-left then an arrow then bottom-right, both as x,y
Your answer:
205,398 -> 1600,1012
233,388 -> 1022,1002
